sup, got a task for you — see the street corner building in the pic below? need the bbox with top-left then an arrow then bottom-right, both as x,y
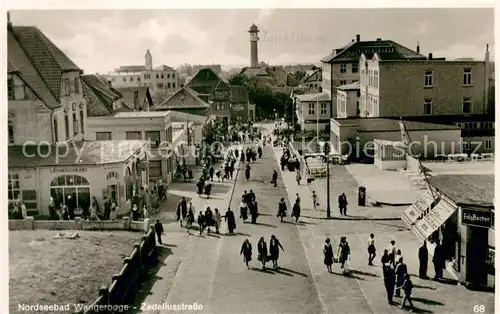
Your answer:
402,174 -> 495,288
7,18 -> 150,218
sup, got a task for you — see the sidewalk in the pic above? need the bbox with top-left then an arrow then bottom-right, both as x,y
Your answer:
132,144 -> 243,314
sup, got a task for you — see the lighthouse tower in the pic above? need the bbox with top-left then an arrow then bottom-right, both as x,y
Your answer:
248,24 -> 259,68
145,49 -> 152,70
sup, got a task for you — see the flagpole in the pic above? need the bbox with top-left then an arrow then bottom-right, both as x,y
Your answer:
399,117 -> 437,201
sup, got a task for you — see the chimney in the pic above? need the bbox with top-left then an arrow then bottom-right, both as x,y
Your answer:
416,41 -> 420,53
356,34 -> 360,42
7,12 -> 12,30
428,53 -> 433,60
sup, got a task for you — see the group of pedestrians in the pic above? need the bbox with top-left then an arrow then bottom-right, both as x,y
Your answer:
240,235 -> 285,270
239,190 -> 259,224
276,194 -> 301,223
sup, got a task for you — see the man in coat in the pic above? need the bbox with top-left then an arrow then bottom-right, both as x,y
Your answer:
383,265 -> 396,305
154,219 -> 164,245
432,242 -> 445,280
418,241 -> 429,279
338,193 -> 348,216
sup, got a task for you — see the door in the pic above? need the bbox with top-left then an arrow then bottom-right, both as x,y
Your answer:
466,226 -> 488,285
108,184 -> 119,204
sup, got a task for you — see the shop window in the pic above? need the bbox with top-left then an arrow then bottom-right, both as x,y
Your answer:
96,132 -> 112,141
126,131 -> 142,140
50,175 -> 91,214
145,131 -> 161,148
486,246 -> 495,275
8,173 -> 20,202
149,161 -> 162,178
22,190 -> 38,214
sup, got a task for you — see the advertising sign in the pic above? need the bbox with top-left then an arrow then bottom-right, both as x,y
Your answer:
413,199 -> 457,240
401,190 -> 435,227
462,208 -> 493,228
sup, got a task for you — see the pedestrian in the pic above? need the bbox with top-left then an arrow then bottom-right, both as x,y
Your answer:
249,201 -> 258,224
215,168 -> 221,181
338,192 -> 348,216
197,211 -> 205,235
295,193 -> 301,205
395,257 -> 408,297
209,166 -> 215,181
387,240 -> 397,266
248,189 -> 256,203
214,208 -> 222,234
89,203 -> 100,221
196,179 -> 204,196
258,146 -> 262,158
418,241 -> 429,279
48,197 -> 58,220
131,203 -> 139,221
110,200 -> 117,221
269,235 -> 284,269
295,170 -> 302,185
187,203 -> 195,231
240,239 -> 253,269
368,233 -> 376,266
292,199 -> 301,223
337,236 -> 351,273
103,197 -> 111,220
278,198 -> 287,222
205,207 -> 214,234
257,237 -> 268,270
142,204 -> 149,219
245,164 -> 251,181
204,183 -> 212,199
188,169 -> 193,180
224,207 -> 236,234
395,249 -> 403,265
432,241 -> 444,280
383,264 -> 396,305
240,198 -> 249,222
272,170 -> 278,187
324,238 -> 334,273
312,191 -> 319,211
381,249 -> 391,269
81,204 -> 90,220
397,273 -> 415,311
154,219 -> 164,245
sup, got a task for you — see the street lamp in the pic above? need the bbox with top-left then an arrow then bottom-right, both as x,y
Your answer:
324,142 -> 331,218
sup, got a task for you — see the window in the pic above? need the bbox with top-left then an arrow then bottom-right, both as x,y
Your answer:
462,141 -> 471,151
149,161 -> 162,178
156,74 -> 159,79
144,74 -> 150,80
167,82 -> 171,89
320,102 -> 328,115
352,63 -> 359,73
22,190 -> 38,213
145,131 -> 161,148
73,78 -> 80,94
462,97 -> 472,114
96,132 -> 112,140
123,77 -> 126,82
53,118 -> 59,142
50,175 -> 91,216
160,74 -> 164,79
485,139 -> 492,150
172,83 -> 176,89
167,73 -> 170,79
340,80 -> 347,86
8,173 -> 20,201
8,78 -> 14,100
374,71 -> 379,88
126,131 -> 142,140
340,64 -> 347,73
79,110 -> 85,134
8,122 -> 14,144
308,103 -> 315,115
424,71 -> 433,87
64,114 -> 70,139
64,78 -> 70,96
463,68 -> 472,86
172,73 -> 175,79
424,99 -> 432,115
72,112 -> 78,135
157,83 -> 164,88
137,77 -> 141,82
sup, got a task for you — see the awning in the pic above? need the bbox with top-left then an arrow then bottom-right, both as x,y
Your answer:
402,190 -> 457,241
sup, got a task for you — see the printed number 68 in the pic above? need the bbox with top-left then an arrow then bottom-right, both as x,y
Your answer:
473,305 -> 485,313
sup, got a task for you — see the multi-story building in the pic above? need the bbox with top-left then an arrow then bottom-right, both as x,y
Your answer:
301,68 -> 322,90
320,34 -> 426,117
7,18 -> 149,217
106,50 -> 179,100
155,86 -> 211,116
358,46 -> 494,154
81,74 -> 131,117
336,82 -> 360,118
294,93 -> 331,133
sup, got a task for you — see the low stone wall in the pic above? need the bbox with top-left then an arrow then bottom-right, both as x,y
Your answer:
9,217 -> 150,232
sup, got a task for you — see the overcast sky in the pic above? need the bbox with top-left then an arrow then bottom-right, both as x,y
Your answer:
9,8 -> 494,74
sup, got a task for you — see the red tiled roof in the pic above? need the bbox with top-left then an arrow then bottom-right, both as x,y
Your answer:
7,27 -> 60,109
10,26 -> 81,102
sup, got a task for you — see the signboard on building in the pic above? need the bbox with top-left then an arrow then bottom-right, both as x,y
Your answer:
232,105 -> 245,111
412,199 -> 457,240
462,208 -> 493,228
401,190 -> 435,226
50,167 -> 88,173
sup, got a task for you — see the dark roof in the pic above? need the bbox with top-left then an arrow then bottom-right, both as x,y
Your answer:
8,140 -> 147,167
302,69 -> 321,83
154,65 -> 175,71
322,39 -> 426,63
428,175 -> 494,207
7,27 -> 66,108
334,117 -> 460,132
249,24 -> 259,32
116,65 -> 146,72
240,67 -> 270,77
230,85 -> 249,103
186,68 -> 227,95
266,66 -> 288,84
82,74 -> 125,117
10,26 -> 81,101
114,87 -> 152,110
156,86 -> 210,110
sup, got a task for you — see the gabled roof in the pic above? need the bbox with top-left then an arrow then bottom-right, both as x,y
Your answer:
155,86 -> 210,110
230,85 -> 248,103
295,92 -> 330,102
10,26 -> 81,102
303,69 -> 321,83
240,67 -> 270,77
82,74 -> 127,117
266,66 -> 288,83
154,65 -> 175,71
7,26 -> 61,109
116,65 -> 147,72
186,68 -> 227,95
321,39 -> 426,63
428,175 -> 494,207
114,87 -> 152,110
337,81 -> 360,91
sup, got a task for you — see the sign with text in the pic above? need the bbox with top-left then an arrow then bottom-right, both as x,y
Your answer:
50,167 -> 88,173
401,190 -> 435,227
413,199 -> 457,240
462,208 -> 493,228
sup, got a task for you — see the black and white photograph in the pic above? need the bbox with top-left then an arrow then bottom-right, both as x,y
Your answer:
3,3 -> 496,314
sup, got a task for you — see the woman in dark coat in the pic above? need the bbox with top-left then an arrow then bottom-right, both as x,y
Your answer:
278,198 -> 287,222
240,239 -> 252,269
196,179 -> 204,196
269,235 -> 284,269
241,151 -> 246,163
292,200 -> 301,223
323,238 -> 334,273
197,211 -> 206,235
204,183 -> 212,199
205,207 -> 214,233
224,207 -> 236,234
249,201 -> 259,224
245,164 -> 251,181
257,237 -> 268,269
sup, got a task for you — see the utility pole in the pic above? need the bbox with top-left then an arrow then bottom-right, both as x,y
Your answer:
325,142 -> 331,218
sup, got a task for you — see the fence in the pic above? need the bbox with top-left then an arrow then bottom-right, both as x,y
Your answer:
9,217 -> 149,232
73,224 -> 157,314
